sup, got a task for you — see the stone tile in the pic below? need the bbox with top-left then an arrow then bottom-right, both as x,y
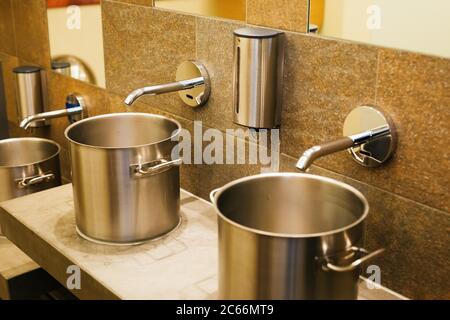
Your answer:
0,0 -> 16,56
191,162 -> 262,201
105,92 -> 128,114
102,0 -> 197,119
365,186 -> 450,300
191,131 -> 267,200
11,0 -> 51,69
195,17 -> 245,134
247,0 -> 309,33
280,33 -> 378,183
374,49 -> 450,213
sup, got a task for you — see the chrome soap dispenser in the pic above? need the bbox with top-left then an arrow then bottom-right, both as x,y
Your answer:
13,66 -> 48,128
233,28 -> 284,129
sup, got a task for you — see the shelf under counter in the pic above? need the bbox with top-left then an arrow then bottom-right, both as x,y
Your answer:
0,184 -> 405,300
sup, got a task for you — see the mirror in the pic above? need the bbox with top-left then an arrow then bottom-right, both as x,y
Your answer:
46,0 -> 105,88
154,0 -> 246,21
309,0 -> 450,58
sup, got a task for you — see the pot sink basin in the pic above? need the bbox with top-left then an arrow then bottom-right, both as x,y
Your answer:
210,173 -> 384,300
0,138 -> 62,299
65,113 -> 182,245
0,137 -> 61,204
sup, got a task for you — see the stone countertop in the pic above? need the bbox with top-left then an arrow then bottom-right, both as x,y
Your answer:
0,185 -> 406,300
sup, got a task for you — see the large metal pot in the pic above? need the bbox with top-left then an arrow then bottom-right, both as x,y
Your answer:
210,173 -> 384,300
65,113 -> 182,245
0,138 -> 61,235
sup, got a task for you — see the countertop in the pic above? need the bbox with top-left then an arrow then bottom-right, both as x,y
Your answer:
0,184 -> 405,300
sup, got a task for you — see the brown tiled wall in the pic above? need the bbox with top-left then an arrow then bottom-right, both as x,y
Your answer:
0,0 -> 448,299
247,0 -> 309,32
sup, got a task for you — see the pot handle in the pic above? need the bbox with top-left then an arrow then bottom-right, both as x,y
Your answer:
17,172 -> 55,189
209,187 -> 222,204
131,158 -> 182,178
324,247 -> 385,272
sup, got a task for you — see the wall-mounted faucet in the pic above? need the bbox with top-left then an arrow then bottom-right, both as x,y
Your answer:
297,106 -> 397,171
20,94 -> 86,130
124,60 -> 210,108
13,66 -> 86,130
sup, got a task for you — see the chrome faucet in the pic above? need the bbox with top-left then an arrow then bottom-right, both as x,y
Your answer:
296,125 -> 390,171
20,94 -> 85,130
124,77 -> 204,106
124,60 -> 211,108
20,106 -> 83,130
296,106 -> 397,171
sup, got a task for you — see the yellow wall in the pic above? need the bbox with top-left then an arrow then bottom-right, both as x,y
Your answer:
155,0 -> 246,21
47,5 -> 105,87
309,0 -> 324,29
316,0 -> 450,58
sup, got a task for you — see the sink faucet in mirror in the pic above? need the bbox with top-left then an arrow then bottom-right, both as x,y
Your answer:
20,94 -> 86,130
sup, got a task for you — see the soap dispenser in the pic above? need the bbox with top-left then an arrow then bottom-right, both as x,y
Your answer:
13,66 -> 47,128
233,28 -> 284,129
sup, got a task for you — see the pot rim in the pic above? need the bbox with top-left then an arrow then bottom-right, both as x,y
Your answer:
0,137 -> 61,169
211,172 -> 369,239
64,112 -> 182,150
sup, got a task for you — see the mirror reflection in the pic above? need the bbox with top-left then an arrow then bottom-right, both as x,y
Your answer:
46,0 -> 105,88
309,0 -> 450,58
154,0 -> 246,21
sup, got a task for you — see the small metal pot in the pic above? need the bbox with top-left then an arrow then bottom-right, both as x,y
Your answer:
0,138 -> 61,235
210,173 -> 384,300
65,113 -> 182,245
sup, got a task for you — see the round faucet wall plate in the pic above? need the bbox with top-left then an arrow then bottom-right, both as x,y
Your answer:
343,106 -> 397,167
65,93 -> 86,124
176,61 -> 211,107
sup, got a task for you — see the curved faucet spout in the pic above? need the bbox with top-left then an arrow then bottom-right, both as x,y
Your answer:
20,114 -> 43,130
296,125 -> 391,172
296,137 -> 354,171
20,106 -> 83,130
124,88 -> 147,106
124,77 -> 205,106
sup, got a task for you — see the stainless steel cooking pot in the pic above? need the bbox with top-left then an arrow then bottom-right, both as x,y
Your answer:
65,113 -> 182,245
210,173 -> 384,300
0,138 -> 61,235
